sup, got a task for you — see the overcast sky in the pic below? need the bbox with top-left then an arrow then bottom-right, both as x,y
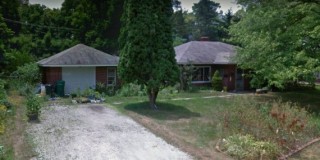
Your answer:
29,0 -> 240,13
180,0 -> 240,13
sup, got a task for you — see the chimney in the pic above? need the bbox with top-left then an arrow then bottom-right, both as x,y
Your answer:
200,36 -> 209,41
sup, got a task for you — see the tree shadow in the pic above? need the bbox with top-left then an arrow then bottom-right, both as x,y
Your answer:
273,92 -> 320,114
124,101 -> 201,120
259,89 -> 320,114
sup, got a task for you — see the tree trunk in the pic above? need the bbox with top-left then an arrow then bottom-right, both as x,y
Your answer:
148,88 -> 159,109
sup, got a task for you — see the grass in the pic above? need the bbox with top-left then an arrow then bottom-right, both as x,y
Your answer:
0,90 -> 35,160
106,90 -> 239,159
106,88 -> 320,160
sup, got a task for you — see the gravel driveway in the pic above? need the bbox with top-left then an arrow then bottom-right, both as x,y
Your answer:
27,104 -> 191,160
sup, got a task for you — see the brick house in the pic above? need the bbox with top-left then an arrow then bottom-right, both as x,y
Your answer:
37,44 -> 119,94
174,41 -> 250,91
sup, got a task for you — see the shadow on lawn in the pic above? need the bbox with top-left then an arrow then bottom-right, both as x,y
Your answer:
273,92 -> 320,114
124,101 -> 200,120
259,87 -> 320,114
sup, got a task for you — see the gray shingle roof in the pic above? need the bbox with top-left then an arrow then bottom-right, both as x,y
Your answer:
38,44 -> 119,67
174,41 -> 237,65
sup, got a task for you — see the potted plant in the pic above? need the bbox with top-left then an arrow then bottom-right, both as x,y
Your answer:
26,95 -> 42,121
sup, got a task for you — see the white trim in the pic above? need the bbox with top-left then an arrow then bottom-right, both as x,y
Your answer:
107,68 -> 117,86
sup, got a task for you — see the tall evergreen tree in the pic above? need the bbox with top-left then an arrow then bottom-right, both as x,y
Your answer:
119,0 -> 179,109
192,0 -> 223,41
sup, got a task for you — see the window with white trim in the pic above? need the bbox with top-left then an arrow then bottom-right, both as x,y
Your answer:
107,68 -> 116,86
192,66 -> 211,82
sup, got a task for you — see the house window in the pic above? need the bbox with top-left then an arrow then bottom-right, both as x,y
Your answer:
192,66 -> 210,82
107,68 -> 116,86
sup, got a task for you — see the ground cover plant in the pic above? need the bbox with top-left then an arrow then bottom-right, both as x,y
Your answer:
106,87 -> 320,159
0,79 -> 35,159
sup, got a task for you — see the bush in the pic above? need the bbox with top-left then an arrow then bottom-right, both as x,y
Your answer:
13,62 -> 41,85
26,95 -> 42,121
179,64 -> 194,91
220,97 -> 320,159
159,86 -> 179,99
95,83 -> 118,96
18,84 -> 34,96
0,105 -> 7,134
0,145 -> 4,159
117,83 -> 146,97
0,80 -> 6,101
212,70 -> 223,91
222,134 -> 279,159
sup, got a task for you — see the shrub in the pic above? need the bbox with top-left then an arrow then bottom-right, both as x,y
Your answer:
222,134 -> 279,159
220,97 -> 320,159
212,70 -> 223,91
26,95 -> 42,121
13,62 -> 41,85
179,63 -> 194,91
18,84 -> 34,96
0,80 -> 6,101
0,145 -> 3,158
0,105 -> 7,134
117,83 -> 146,97
159,86 -> 179,99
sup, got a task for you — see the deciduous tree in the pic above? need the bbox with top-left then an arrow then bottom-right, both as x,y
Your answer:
230,0 -> 320,88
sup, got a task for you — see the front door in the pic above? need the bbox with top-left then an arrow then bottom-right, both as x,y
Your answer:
236,68 -> 244,91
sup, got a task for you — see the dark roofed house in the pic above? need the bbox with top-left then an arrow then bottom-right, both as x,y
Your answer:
38,44 -> 119,94
175,41 -> 250,91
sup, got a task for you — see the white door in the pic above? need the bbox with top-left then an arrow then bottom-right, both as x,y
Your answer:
62,67 -> 96,94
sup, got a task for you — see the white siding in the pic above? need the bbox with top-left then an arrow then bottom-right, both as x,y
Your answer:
62,67 -> 96,94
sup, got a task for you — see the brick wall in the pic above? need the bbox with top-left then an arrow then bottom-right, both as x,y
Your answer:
96,67 -> 108,84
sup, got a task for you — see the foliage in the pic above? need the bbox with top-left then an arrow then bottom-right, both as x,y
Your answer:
95,83 -> 117,96
0,14 -> 14,73
0,80 -> 9,135
119,0 -> 179,108
13,62 -> 40,85
0,80 -> 6,102
117,83 -> 146,97
192,0 -> 226,41
60,0 -> 123,54
0,145 -> 3,159
3,50 -> 34,73
212,70 -> 223,91
221,97 -> 319,155
222,134 -> 279,159
158,86 -> 179,99
26,95 -> 42,118
179,63 -> 194,91
230,0 -> 320,89
18,84 -> 34,97
0,105 -> 7,134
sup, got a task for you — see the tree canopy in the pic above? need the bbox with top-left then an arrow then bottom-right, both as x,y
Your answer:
0,0 -> 123,74
230,0 -> 320,88
119,0 -> 179,108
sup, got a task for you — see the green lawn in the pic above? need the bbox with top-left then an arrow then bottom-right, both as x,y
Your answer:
106,88 -> 320,160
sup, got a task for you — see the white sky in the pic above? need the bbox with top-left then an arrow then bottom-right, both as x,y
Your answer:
180,0 -> 240,13
29,0 -> 241,13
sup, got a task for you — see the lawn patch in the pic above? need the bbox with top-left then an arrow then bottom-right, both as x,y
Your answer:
107,90 -> 320,159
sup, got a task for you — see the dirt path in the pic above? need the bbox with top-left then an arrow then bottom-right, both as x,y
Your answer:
7,92 -> 35,160
27,104 -> 191,160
